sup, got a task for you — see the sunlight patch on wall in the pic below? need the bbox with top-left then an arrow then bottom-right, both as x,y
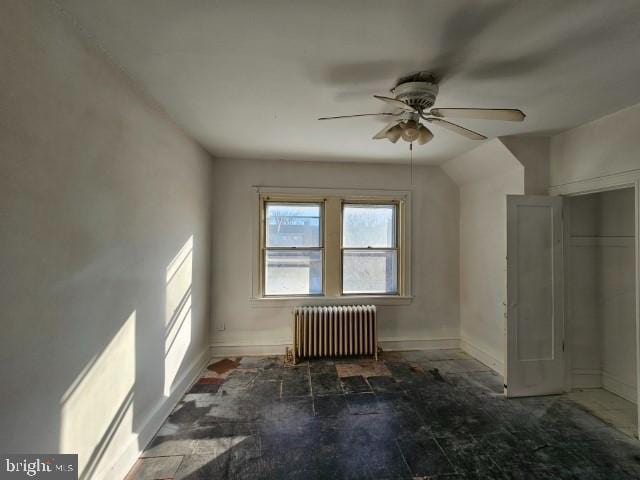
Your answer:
165,236 -> 194,396
60,311 -> 136,479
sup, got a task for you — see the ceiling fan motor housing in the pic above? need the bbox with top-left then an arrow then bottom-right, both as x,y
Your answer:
391,80 -> 439,111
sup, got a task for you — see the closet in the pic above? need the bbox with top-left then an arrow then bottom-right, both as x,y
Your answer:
567,187 -> 637,437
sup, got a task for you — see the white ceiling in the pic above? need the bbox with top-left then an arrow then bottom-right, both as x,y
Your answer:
57,0 -> 640,165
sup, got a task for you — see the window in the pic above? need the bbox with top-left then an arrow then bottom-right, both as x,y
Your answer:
342,204 -> 398,294
257,189 -> 409,300
263,202 -> 323,296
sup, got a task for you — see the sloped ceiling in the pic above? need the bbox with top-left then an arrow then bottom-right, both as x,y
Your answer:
442,139 -> 522,186
56,0 -> 640,164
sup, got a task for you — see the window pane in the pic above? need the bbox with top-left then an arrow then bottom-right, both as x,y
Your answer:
265,250 -> 322,295
343,204 -> 396,248
266,203 -> 321,247
343,250 -> 397,294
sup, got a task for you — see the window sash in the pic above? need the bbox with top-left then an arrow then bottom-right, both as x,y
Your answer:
263,248 -> 324,296
340,202 -> 400,295
341,248 -> 399,295
264,201 -> 324,248
342,203 -> 398,249
262,200 -> 325,296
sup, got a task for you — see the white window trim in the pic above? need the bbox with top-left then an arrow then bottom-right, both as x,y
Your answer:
249,186 -> 413,307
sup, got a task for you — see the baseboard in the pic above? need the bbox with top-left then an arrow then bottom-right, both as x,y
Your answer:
602,371 -> 637,404
210,338 -> 461,357
98,348 -> 210,480
378,337 -> 460,352
571,369 -> 602,389
210,342 -> 292,357
460,338 -> 504,375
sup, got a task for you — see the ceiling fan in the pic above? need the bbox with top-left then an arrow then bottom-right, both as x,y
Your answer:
318,71 -> 525,145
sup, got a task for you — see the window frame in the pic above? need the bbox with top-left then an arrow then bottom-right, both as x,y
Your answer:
340,201 -> 400,296
261,199 -> 326,297
253,187 -> 412,305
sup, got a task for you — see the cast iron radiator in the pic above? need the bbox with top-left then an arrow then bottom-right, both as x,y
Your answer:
292,305 -> 377,363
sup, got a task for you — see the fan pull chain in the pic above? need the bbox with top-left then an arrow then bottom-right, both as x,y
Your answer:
410,142 -> 413,186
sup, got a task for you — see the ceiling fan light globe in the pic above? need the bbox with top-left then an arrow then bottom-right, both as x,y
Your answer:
401,130 -> 419,142
401,121 -> 420,142
417,126 -> 434,145
386,125 -> 402,143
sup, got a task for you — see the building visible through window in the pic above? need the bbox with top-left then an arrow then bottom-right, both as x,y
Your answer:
263,203 -> 323,295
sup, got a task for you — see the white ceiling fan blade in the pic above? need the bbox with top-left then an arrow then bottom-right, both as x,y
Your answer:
318,112 -> 398,120
373,95 -> 416,112
426,118 -> 487,140
372,119 -> 403,140
430,108 -> 525,122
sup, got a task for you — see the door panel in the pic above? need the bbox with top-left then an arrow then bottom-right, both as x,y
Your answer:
506,195 -> 564,397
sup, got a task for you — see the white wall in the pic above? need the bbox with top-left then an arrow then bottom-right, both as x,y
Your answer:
599,189 -> 636,401
567,194 -> 602,388
501,136 -> 550,195
567,189 -> 637,402
0,2 -> 212,479
210,158 -> 460,354
442,140 -> 524,374
550,102 -> 640,186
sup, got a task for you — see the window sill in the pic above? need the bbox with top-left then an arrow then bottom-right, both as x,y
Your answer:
248,295 -> 413,308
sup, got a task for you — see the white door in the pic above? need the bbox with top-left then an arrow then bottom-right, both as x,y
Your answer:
506,195 -> 565,397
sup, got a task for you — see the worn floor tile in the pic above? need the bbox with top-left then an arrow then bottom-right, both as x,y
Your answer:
247,379 -> 282,399
340,375 -> 371,393
142,438 -> 198,458
309,360 -> 337,375
436,437 -> 501,476
364,443 -> 412,479
345,392 -> 382,415
335,362 -> 391,378
313,394 -> 348,417
130,351 -> 640,480
238,356 -> 282,369
126,456 -> 183,480
260,397 -> 314,425
311,372 -> 341,395
188,377 -> 223,394
207,358 -> 239,375
282,376 -> 311,397
173,453 -> 231,480
458,371 -> 504,393
396,427 -> 456,477
367,375 -> 403,393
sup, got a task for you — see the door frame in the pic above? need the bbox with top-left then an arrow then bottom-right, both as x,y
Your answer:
549,171 -> 640,438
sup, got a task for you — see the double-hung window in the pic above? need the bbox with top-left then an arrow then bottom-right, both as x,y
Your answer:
342,203 -> 398,295
258,190 -> 408,300
263,202 -> 323,296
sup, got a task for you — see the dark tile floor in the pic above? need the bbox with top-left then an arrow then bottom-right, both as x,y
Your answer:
127,350 -> 640,479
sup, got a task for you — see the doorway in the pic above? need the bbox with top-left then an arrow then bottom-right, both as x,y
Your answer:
566,187 -> 638,438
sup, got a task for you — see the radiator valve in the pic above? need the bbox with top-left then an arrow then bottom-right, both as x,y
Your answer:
284,347 -> 294,365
